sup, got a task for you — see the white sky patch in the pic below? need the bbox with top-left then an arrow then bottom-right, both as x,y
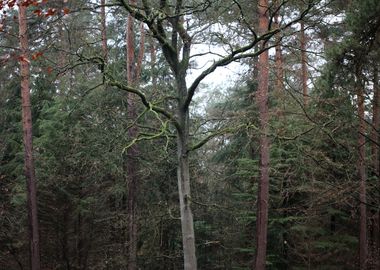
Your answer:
186,43 -> 249,113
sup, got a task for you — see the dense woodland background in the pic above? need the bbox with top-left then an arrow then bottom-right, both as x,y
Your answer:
1,0 -> 380,269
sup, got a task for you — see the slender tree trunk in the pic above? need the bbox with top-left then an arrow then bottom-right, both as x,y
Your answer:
254,0 -> 270,269
177,75 -> 197,270
18,5 -> 41,270
371,66 -> 380,269
62,208 -> 71,270
77,212 -> 84,269
274,0 -> 284,95
125,2 -> 144,268
150,38 -> 157,91
100,0 -> 108,63
126,16 -> 138,270
357,70 -> 367,270
125,133 -> 138,270
58,1 -> 66,74
273,0 -> 285,121
300,20 -> 308,106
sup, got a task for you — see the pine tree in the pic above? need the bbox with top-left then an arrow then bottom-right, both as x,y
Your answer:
18,4 -> 41,269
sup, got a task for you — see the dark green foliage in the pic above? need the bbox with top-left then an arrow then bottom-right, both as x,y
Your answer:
1,0 -> 379,269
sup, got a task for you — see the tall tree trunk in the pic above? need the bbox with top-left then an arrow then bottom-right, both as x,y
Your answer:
62,208 -> 71,270
274,0 -> 284,95
300,20 -> 308,106
100,0 -> 108,63
126,14 -> 138,270
150,38 -> 157,92
125,2 -> 144,268
177,75 -> 197,270
18,4 -> 41,270
77,212 -> 84,269
273,0 -> 285,121
254,0 -> 270,269
371,66 -> 380,269
357,68 -> 367,270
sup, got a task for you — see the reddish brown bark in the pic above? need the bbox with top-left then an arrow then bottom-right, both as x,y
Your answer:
135,23 -> 145,83
371,71 -> 379,175
273,0 -> 285,120
254,0 -> 270,269
125,2 -> 145,268
371,67 -> 380,268
274,0 -> 284,94
150,38 -> 157,91
126,10 -> 138,270
300,20 -> 308,106
100,0 -> 108,63
58,1 -> 66,72
357,69 -> 367,270
18,4 -> 41,270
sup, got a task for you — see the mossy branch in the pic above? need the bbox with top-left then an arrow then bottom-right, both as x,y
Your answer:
106,75 -> 181,132
122,106 -> 171,154
188,124 -> 249,152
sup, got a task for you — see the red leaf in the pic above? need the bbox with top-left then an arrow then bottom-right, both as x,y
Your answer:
33,9 -> 42,16
31,51 -> 43,60
63,7 -> 69,15
45,8 -> 56,17
18,55 -> 30,64
47,66 -> 53,74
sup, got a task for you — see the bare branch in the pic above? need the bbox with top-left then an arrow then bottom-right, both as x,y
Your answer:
183,1 -> 316,111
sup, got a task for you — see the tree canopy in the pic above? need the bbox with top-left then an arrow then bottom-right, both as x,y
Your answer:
0,0 -> 380,269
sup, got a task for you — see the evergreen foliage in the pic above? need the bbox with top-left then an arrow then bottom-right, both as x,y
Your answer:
0,0 -> 379,269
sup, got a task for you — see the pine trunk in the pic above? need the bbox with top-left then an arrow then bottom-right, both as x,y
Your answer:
357,70 -> 367,270
18,4 -> 41,270
254,0 -> 270,269
274,0 -> 285,120
100,0 -> 108,63
371,67 -> 380,268
274,0 -> 284,95
125,2 -> 143,268
300,20 -> 308,106
150,39 -> 157,91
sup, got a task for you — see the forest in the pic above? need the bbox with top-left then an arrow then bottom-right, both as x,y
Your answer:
0,0 -> 380,269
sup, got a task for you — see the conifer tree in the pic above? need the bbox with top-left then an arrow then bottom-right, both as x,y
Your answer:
18,3 -> 40,270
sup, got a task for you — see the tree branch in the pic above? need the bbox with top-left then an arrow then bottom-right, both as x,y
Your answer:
106,76 -> 181,132
183,0 -> 316,111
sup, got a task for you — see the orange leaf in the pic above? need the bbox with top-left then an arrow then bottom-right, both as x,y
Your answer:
63,7 -> 70,15
31,51 -> 43,60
